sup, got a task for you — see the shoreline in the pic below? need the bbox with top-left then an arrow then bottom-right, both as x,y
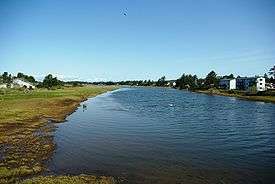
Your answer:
0,86 -> 117,183
193,89 -> 275,104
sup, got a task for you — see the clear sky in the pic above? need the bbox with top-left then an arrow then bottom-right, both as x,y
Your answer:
1,0 -> 275,81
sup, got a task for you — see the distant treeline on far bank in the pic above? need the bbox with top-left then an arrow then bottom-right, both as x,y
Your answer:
0,65 -> 274,92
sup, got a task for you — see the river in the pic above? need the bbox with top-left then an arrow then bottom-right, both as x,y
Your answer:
47,87 -> 275,184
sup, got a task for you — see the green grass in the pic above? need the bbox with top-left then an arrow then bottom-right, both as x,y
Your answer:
0,86 -> 117,124
0,85 -> 117,183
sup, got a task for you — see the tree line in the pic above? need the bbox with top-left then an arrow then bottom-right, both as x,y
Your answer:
0,72 -> 63,89
1,65 -> 274,89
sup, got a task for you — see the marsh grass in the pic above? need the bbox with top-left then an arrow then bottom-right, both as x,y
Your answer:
0,86 -> 117,183
21,175 -> 116,184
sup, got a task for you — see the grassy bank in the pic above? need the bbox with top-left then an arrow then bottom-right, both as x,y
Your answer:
195,88 -> 275,103
0,86 -> 117,183
21,175 -> 115,184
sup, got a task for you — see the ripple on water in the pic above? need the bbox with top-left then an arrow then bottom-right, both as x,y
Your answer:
49,87 -> 275,184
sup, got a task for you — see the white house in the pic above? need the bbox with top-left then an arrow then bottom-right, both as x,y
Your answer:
256,77 -> 265,91
13,79 -> 35,89
219,79 -> 236,90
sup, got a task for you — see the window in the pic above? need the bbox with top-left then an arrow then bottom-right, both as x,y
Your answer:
260,83 -> 262,85
259,79 -> 263,81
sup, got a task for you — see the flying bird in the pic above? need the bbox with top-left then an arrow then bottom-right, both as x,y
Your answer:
123,8 -> 127,16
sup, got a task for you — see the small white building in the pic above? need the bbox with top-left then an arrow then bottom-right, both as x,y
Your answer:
256,77 -> 265,91
219,79 -> 236,90
13,79 -> 35,89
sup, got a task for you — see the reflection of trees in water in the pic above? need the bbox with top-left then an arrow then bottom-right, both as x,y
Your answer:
82,104 -> 87,112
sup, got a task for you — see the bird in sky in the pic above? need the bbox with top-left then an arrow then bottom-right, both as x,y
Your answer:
123,8 -> 127,16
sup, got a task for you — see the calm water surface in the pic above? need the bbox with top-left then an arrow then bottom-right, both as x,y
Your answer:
48,87 -> 275,184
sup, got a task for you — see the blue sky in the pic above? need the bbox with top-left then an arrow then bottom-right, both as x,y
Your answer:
1,0 -> 275,81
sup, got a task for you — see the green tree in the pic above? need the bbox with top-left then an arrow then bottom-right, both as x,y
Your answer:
2,72 -> 12,84
156,76 -> 166,86
16,72 -> 36,83
205,70 -> 219,88
269,65 -> 275,78
176,74 -> 198,89
17,72 -> 24,78
222,73 -> 234,79
42,74 -> 63,89
264,73 -> 270,83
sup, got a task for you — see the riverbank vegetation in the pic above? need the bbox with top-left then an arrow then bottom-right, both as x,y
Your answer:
196,88 -> 275,103
21,175 -> 115,184
0,67 -> 274,181
0,85 -> 117,183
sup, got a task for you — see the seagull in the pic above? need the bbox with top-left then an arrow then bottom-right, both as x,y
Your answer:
123,12 -> 127,16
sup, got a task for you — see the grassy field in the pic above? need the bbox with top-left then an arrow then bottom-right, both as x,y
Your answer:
195,88 -> 275,103
0,86 -> 117,183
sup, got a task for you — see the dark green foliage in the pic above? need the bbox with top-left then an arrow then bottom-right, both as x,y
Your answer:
205,70 -> 219,88
267,66 -> 275,83
176,74 -> 198,89
17,72 -> 36,83
269,65 -> 275,78
41,74 -> 63,89
156,76 -> 166,86
1,72 -> 13,84
221,74 -> 234,79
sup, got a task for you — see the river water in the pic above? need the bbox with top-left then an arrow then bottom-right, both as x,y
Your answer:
48,87 -> 275,184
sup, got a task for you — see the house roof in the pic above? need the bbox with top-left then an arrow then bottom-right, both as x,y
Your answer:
220,78 -> 235,81
13,78 -> 35,86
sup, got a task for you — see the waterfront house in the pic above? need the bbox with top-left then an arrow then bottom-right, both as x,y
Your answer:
236,77 -> 265,91
13,78 -> 36,89
219,79 -> 236,90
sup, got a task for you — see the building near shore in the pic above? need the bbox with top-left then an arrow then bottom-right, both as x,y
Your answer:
13,78 -> 36,89
236,77 -> 265,91
219,79 -> 236,90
